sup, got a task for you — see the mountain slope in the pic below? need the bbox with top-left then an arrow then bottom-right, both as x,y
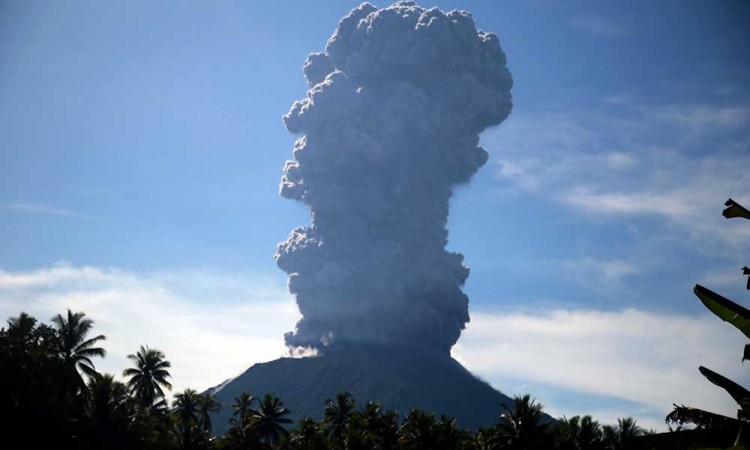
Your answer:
208,344 -> 514,435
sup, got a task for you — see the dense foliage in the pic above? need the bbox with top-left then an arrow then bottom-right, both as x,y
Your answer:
666,199 -> 750,448
14,310 -> 744,449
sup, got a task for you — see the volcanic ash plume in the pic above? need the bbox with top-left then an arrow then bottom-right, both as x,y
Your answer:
276,1 -> 513,355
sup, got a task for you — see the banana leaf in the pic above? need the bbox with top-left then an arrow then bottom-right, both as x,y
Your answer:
723,198 -> 750,220
694,284 -> 750,339
666,403 -> 738,429
699,366 -> 750,413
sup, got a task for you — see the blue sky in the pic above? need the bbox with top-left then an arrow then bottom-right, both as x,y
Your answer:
1,0 -> 749,430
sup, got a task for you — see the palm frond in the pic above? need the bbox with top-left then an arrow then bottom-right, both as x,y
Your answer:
666,404 -> 738,429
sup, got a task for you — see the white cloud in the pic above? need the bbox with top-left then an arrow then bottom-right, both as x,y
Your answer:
485,103 -> 750,253
652,105 -> 750,130
1,202 -> 83,217
453,307 -> 748,431
570,15 -> 629,38
0,263 -> 299,395
558,257 -> 638,289
562,187 -> 695,218
3,263 -> 748,431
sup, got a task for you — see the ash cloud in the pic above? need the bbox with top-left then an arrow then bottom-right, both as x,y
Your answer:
276,1 -> 513,355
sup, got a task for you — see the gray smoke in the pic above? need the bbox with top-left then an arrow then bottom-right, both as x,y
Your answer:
276,1 -> 513,355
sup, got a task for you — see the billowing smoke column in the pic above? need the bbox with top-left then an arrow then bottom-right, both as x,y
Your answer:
276,1 -> 513,355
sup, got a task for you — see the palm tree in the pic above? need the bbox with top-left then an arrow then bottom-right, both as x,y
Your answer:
51,309 -> 107,394
356,401 -> 383,448
173,388 -> 208,450
398,409 -> 440,450
197,393 -> 221,434
323,391 -> 356,449
254,393 -> 293,447
87,373 -> 132,449
290,417 -> 326,450
496,394 -> 551,450
174,389 -> 201,428
601,417 -> 643,450
123,345 -> 172,409
225,391 -> 257,449
555,415 -> 604,450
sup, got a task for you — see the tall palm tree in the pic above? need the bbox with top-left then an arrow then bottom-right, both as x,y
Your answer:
398,409 -> 440,450
290,417 -> 326,450
87,373 -> 132,449
173,388 -> 209,450
51,309 -> 107,394
555,415 -> 604,450
197,393 -> 221,434
496,394 -> 551,450
226,392 -> 257,449
174,389 -> 201,428
254,393 -> 293,447
123,345 -> 172,409
601,417 -> 643,450
323,391 -> 356,449
356,401 -> 383,448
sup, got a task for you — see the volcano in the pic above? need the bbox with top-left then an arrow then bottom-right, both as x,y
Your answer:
207,345 -> 513,435
209,1 -> 518,436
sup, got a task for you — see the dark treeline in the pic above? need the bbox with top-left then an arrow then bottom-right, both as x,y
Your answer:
0,309 -> 729,450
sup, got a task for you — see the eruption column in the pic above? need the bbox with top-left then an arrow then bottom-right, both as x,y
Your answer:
276,1 -> 513,355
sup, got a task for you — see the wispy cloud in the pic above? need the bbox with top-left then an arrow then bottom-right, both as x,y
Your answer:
562,188 -> 695,218
558,256 -> 639,290
2,263 -> 745,431
0,263 -> 299,395
570,15 -> 629,38
1,202 -> 84,217
454,307 -> 747,430
485,98 -> 750,253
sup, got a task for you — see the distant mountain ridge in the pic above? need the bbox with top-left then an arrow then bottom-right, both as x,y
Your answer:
207,344 -> 515,436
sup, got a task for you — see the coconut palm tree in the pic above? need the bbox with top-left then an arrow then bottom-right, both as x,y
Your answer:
225,391 -> 258,449
87,373 -> 132,449
555,415 -> 604,450
51,309 -> 106,394
496,394 -> 551,450
323,391 -> 356,449
173,388 -> 209,450
198,392 -> 221,434
174,389 -> 201,428
123,345 -> 172,409
601,417 -> 643,450
398,409 -> 440,450
254,393 -> 293,447
356,401 -> 384,448
290,417 -> 326,450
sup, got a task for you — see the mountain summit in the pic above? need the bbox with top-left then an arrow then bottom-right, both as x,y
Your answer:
208,344 -> 513,435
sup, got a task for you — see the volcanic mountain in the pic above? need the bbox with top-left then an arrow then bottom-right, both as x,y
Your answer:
207,344 -> 514,436
207,1 -> 519,436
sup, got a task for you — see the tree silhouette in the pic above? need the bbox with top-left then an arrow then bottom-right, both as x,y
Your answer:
198,392 -> 221,435
667,198 -> 750,447
290,417 -> 326,450
601,417 -> 643,450
555,415 -> 604,450
123,345 -> 172,409
51,309 -> 106,395
254,393 -> 293,447
87,373 -> 132,450
173,388 -> 210,450
225,391 -> 258,449
323,392 -> 356,449
496,394 -> 551,450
